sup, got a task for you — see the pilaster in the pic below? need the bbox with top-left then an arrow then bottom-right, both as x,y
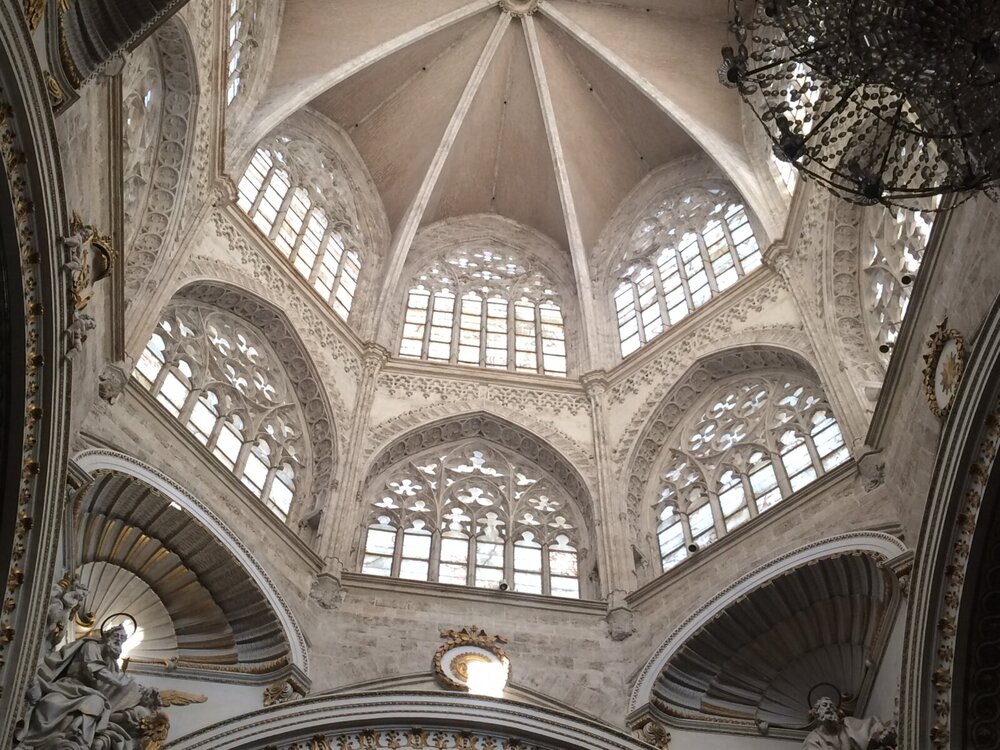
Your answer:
312,343 -> 389,607
582,370 -> 635,639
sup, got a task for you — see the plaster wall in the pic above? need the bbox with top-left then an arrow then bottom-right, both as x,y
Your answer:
136,672 -> 263,740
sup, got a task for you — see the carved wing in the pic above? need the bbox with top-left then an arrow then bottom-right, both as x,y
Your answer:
158,690 -> 207,706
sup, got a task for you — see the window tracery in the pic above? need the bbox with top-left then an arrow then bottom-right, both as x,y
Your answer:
399,247 -> 567,376
614,185 -> 762,357
133,303 -> 307,520
361,442 -> 583,598
862,201 -> 938,363
237,142 -> 362,321
653,375 -> 849,572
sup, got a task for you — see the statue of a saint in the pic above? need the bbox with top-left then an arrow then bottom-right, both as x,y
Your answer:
17,624 -> 147,749
801,697 -> 897,750
45,578 -> 89,646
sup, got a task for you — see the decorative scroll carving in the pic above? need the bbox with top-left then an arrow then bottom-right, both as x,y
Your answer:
263,676 -> 307,707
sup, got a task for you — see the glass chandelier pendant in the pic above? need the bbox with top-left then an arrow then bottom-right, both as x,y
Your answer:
720,0 -> 1000,208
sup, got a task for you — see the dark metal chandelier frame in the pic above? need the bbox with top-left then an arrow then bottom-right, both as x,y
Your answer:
720,0 -> 1000,209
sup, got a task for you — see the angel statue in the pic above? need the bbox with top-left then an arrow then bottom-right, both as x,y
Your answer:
801,697 -> 897,750
15,622 -> 204,749
44,577 -> 89,647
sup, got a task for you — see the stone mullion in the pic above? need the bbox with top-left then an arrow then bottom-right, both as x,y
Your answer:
306,225 -> 336,287
676,247 -> 697,313
313,345 -> 390,603
541,543 -> 552,597
629,280 -> 646,348
466,536 -> 477,588
706,490 -> 726,538
534,304 -> 544,375
803,433 -> 825,475
582,371 -> 636,639
429,529 -> 442,583
248,165 -> 276,218
648,265 -> 671,334
422,293 -> 437,359
390,527 -> 404,578
449,294 -> 462,365
697,233 -> 720,295
505,300 -> 515,373
770,450 -> 795,499
741,474 -> 760,519
287,205 -> 315,266
723,221 -> 747,277
267,187 -> 296,244
503,536 -> 514,588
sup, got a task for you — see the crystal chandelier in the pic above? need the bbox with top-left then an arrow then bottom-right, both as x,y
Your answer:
719,0 -> 1000,208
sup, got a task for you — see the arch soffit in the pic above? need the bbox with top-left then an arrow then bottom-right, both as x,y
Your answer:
123,15 -> 199,301
628,530 -> 909,715
251,107 -> 390,259
619,343 -> 822,515
73,449 -> 310,674
591,153 -> 751,285
173,280 -> 338,497
362,409 -> 597,528
166,692 -> 651,750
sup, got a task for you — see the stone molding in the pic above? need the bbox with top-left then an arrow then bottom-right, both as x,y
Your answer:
165,692 -> 653,750
72,449 -> 311,675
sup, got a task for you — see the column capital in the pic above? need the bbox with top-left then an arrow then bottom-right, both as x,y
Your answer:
762,240 -> 793,277
581,369 -> 612,398
362,343 -> 391,376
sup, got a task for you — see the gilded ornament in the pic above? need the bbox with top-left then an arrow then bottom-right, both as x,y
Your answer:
922,321 -> 967,419
44,72 -> 64,104
433,625 -> 509,692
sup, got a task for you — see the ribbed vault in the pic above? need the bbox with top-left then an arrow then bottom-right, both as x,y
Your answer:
75,470 -> 291,673
650,552 -> 895,730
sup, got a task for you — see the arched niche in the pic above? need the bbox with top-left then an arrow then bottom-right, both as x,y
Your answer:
629,531 -> 908,738
73,449 -> 310,676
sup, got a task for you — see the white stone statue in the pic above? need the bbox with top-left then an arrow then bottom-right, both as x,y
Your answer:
15,623 -> 204,749
44,578 -> 89,646
801,697 -> 897,750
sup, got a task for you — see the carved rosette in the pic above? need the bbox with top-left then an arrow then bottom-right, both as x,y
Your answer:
922,321 -> 967,419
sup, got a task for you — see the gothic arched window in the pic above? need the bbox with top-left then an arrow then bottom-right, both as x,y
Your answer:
237,143 -> 362,321
654,376 -> 849,572
361,443 -> 583,598
862,201 -> 938,363
134,304 -> 307,520
399,247 -> 567,376
614,186 -> 762,357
